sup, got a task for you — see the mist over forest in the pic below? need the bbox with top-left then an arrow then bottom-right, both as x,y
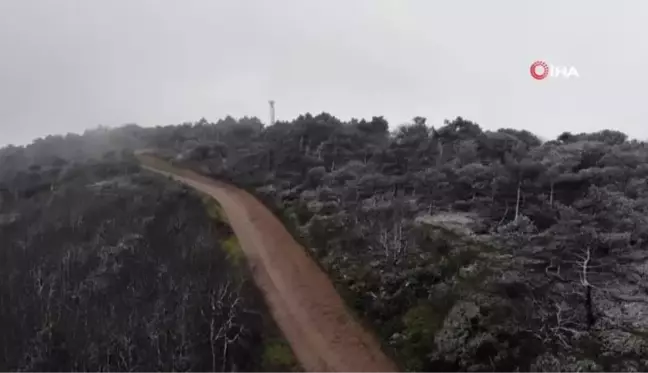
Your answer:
2,113 -> 648,371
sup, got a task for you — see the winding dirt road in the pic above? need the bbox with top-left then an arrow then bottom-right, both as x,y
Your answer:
138,155 -> 397,372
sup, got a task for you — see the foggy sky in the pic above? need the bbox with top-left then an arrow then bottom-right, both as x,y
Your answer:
1,0 -> 647,146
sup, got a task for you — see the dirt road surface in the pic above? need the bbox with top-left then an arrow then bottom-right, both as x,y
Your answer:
138,155 -> 398,372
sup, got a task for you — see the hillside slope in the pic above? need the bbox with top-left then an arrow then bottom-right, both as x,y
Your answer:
4,113 -> 648,371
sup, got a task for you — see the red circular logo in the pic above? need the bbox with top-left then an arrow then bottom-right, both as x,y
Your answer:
530,60 -> 549,80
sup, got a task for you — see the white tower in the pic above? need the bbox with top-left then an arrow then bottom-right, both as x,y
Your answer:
268,100 -> 275,126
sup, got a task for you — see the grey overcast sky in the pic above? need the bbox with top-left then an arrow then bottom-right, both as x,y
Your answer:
1,1 -> 647,146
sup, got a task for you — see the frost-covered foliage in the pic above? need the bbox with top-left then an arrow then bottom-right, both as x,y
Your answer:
5,113 -> 648,371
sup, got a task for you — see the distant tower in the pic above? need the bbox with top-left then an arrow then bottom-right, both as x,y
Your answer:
268,100 -> 275,126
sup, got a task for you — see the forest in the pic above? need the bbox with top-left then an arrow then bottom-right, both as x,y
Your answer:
0,144 -> 297,371
2,112 -> 648,371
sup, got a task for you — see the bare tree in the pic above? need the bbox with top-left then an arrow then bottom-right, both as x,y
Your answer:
376,219 -> 410,261
203,280 -> 246,372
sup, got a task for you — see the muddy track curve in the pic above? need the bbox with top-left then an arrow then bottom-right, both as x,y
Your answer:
138,155 -> 398,372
